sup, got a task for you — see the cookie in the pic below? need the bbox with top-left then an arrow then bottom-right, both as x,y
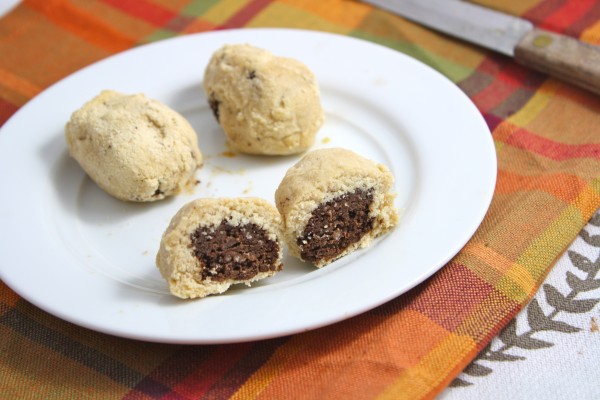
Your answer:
65,90 -> 202,202
203,44 -> 324,155
156,197 -> 284,299
275,148 -> 398,267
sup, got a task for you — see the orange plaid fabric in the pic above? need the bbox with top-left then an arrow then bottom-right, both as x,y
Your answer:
1,0 -> 600,399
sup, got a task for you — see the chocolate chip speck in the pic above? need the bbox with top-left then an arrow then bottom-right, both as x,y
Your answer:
208,94 -> 220,122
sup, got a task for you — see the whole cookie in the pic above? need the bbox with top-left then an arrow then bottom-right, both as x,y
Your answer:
65,90 -> 202,202
275,148 -> 398,267
156,197 -> 284,299
203,44 -> 324,155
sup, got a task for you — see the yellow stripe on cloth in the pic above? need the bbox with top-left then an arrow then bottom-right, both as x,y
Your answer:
228,344 -> 290,400
509,80 -> 560,128
0,68 -> 42,98
378,333 -> 477,400
246,2 -> 351,34
581,19 -> 600,44
517,202 -> 593,277
461,242 -> 536,300
495,188 -> 600,302
201,0 -> 250,25
277,0 -> 371,28
495,264 -> 537,303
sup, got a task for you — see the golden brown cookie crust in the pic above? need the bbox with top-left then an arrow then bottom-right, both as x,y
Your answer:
203,44 -> 324,155
65,90 -> 202,202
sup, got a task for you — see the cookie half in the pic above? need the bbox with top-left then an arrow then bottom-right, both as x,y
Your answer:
275,148 -> 398,267
65,90 -> 202,202
203,44 -> 324,155
156,198 -> 284,299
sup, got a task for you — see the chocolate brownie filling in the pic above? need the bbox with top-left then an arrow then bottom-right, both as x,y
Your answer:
298,189 -> 374,263
191,221 -> 280,282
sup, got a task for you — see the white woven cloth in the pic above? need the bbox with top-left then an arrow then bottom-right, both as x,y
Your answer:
440,212 -> 600,400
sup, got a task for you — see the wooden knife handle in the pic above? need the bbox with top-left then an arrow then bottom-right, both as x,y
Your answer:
514,28 -> 600,96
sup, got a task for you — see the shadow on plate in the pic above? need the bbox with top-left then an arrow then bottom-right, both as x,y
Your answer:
111,253 -> 317,307
44,137 -> 168,223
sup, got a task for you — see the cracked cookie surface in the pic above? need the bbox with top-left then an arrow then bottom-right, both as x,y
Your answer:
203,44 -> 324,155
65,90 -> 202,202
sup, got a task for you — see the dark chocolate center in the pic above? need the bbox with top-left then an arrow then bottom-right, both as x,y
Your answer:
298,189 -> 374,263
191,221 -> 280,282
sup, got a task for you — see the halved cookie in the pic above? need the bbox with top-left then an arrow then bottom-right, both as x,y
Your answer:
156,197 -> 284,299
275,148 -> 398,267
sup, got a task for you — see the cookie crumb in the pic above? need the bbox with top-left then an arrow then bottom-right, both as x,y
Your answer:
220,150 -> 236,158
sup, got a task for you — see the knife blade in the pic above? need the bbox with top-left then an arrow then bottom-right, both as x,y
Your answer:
363,0 -> 600,96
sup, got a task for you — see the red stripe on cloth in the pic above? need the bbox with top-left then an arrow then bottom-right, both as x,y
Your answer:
472,78 -> 518,114
565,1 -> 600,38
495,170 -> 589,204
469,62 -> 544,116
466,56 -> 524,114
123,347 -> 214,398
502,127 -> 600,161
495,62 -> 538,88
218,0 -> 273,29
200,338 -> 287,399
0,98 -> 18,126
539,0 -> 597,33
170,344 -> 251,398
483,112 -> 504,132
24,0 -> 135,52
101,0 -> 177,27
489,87 -> 539,121
476,55 -> 503,77
522,0 -> 565,26
407,262 -> 496,331
474,55 -> 543,91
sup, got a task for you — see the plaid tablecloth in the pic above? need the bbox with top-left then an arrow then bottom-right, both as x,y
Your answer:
441,209 -> 600,399
1,1 -> 600,399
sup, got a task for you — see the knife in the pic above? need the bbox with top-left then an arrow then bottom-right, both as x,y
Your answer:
362,0 -> 600,96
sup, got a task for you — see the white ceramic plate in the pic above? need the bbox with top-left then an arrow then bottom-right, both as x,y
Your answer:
0,29 -> 496,343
